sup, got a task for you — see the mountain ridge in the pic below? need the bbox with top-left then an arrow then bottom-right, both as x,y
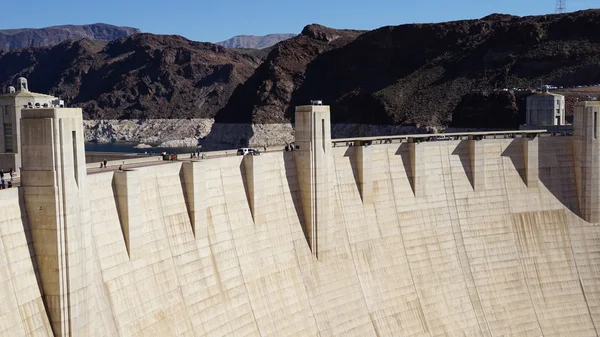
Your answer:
217,10 -> 600,126
216,33 -> 297,49
0,33 -> 261,119
0,23 -> 140,50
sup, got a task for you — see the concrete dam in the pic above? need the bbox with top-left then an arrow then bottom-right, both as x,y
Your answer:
2,104 -> 600,336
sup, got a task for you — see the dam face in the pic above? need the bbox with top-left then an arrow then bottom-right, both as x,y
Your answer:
2,105 -> 600,336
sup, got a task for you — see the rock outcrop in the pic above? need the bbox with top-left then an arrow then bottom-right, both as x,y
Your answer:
216,33 -> 296,49
0,34 -> 262,120
216,10 -> 600,127
451,91 -> 522,128
215,24 -> 366,124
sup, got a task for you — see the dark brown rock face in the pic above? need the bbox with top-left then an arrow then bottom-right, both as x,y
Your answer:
215,24 -> 366,123
0,34 -> 262,119
451,91 -> 522,128
0,23 -> 140,51
2,10 -> 600,127
218,10 -> 600,126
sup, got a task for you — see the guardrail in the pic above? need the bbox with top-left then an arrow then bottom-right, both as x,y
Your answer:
331,129 -> 573,147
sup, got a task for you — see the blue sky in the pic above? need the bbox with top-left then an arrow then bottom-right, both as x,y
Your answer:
2,0 -> 598,42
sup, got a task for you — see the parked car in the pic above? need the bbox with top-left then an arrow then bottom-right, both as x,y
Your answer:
237,148 -> 261,156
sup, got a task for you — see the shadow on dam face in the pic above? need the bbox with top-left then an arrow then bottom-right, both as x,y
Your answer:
538,139 -> 581,217
18,190 -> 45,314
451,140 -> 474,189
395,143 -> 415,195
283,152 -> 309,246
239,160 -> 253,222
343,146 -> 361,196
500,138 -> 580,218
501,139 -> 527,186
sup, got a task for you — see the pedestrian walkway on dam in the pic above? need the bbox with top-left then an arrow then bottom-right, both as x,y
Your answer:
0,127 -> 571,192
86,148 -> 287,174
85,129 -> 564,176
5,128 -> 572,186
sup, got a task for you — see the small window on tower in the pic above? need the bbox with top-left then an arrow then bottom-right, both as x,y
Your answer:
594,111 -> 598,140
322,119 -> 325,152
72,131 -> 79,186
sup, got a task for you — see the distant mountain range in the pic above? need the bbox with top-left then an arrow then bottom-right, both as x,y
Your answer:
0,23 -> 297,51
216,34 -> 296,49
0,23 -> 140,50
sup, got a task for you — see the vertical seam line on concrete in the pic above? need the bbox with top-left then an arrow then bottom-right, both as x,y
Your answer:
502,155 -> 545,336
564,138 -> 599,336
0,217 -> 30,334
89,208 -> 121,336
385,148 -> 434,337
333,157 -> 379,336
52,120 -> 63,335
154,166 -> 196,336
219,161 -> 263,337
203,164 -> 225,298
566,217 -> 600,336
59,119 -> 72,337
444,144 -> 491,336
279,155 -> 320,335
290,242 -> 320,335
312,113 -> 318,258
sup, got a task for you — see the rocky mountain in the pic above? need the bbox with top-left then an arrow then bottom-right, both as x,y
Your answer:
216,24 -> 365,123
2,10 -> 600,129
217,10 -> 600,127
0,34 -> 261,119
216,34 -> 296,49
0,23 -> 140,51
451,91 -> 523,128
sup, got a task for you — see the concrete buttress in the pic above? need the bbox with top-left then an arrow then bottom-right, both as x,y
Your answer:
468,136 -> 485,191
408,139 -> 425,197
355,142 -> 373,204
20,108 -> 93,336
574,101 -> 600,222
113,169 -> 142,257
294,105 -> 332,258
181,161 -> 207,237
522,136 -> 539,188
242,154 -> 263,221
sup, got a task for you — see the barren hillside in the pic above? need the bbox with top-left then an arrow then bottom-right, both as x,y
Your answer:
217,10 -> 600,126
0,34 -> 262,119
2,10 -> 600,128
